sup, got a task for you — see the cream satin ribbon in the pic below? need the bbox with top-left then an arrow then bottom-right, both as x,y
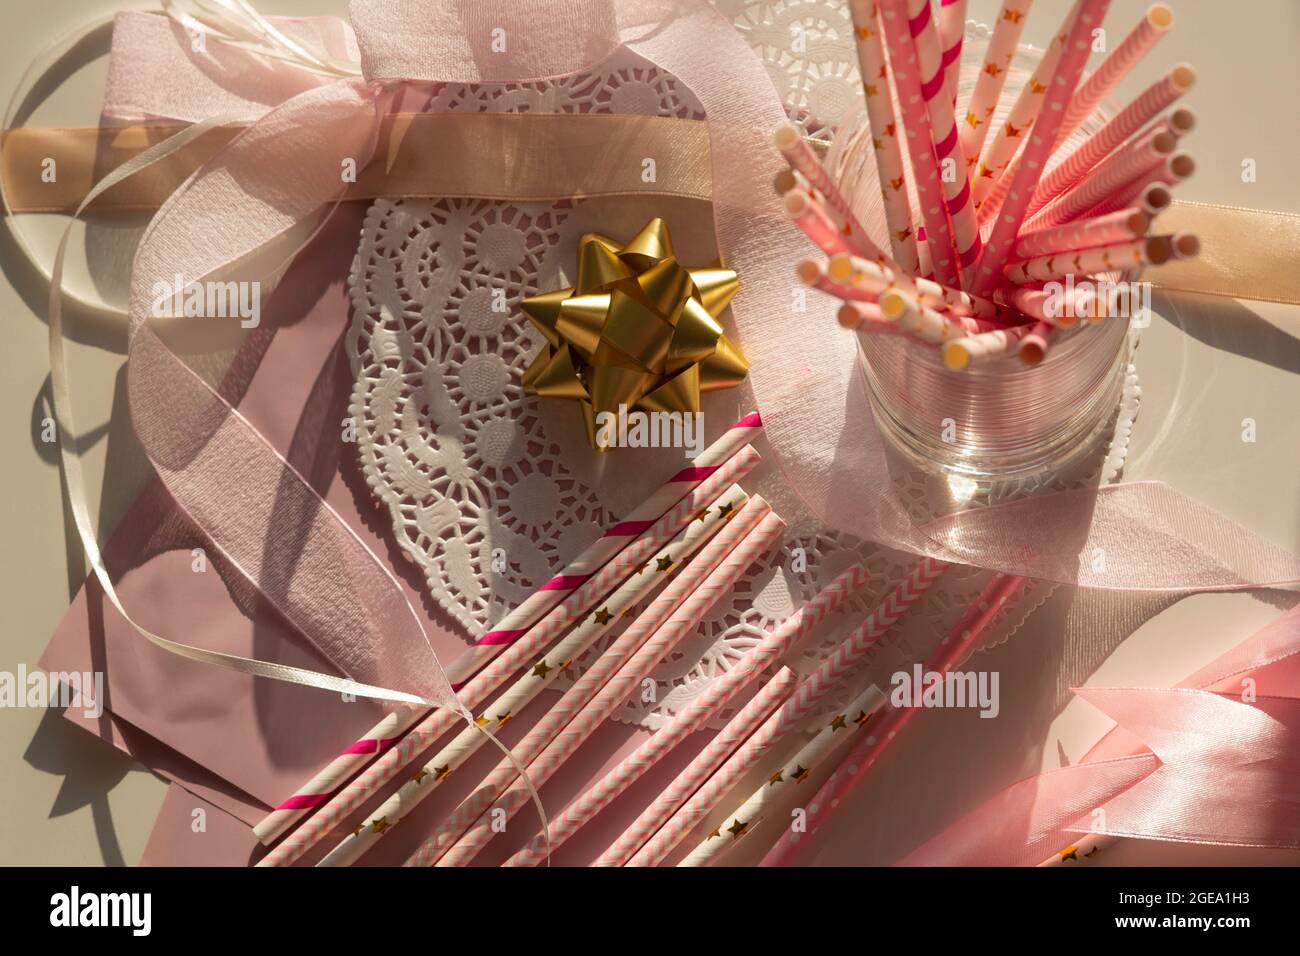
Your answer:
6,117 -> 1300,307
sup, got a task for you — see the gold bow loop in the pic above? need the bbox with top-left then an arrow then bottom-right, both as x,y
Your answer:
520,218 -> 749,449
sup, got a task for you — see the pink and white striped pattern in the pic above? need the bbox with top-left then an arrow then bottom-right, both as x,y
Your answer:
877,0 -> 961,287
595,667 -> 797,866
626,557 -> 948,866
427,509 -> 787,867
970,0 -> 1112,297
760,573 -> 1027,866
941,323 -> 1036,369
252,412 -> 761,844
938,0 -> 968,106
848,0 -> 921,275
894,0 -> 982,281
1026,64 -> 1194,217
502,564 -> 874,866
401,496 -> 776,867
1086,152 -> 1193,217
254,448 -> 760,864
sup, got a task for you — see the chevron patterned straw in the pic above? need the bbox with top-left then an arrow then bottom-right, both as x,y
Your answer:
255,447 -> 760,864
313,485 -> 748,867
677,681 -> 888,866
252,412 -> 761,844
759,573 -> 1027,866
627,556 -> 949,866
594,667 -> 798,866
501,564 -> 874,866
400,496 -> 776,867
425,508 -> 787,867
1026,64 -> 1194,218
980,3 -> 1175,223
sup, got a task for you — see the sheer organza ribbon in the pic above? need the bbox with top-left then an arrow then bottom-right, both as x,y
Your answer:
900,603 -> 1300,865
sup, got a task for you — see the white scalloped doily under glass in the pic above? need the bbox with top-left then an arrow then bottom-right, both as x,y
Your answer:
344,27 -> 1143,731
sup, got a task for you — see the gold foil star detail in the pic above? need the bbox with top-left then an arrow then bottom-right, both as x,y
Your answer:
520,219 -> 746,450
656,555 -> 674,573
1004,8 -> 1023,23
769,770 -> 785,786
895,226 -> 913,242
1060,845 -> 1080,862
855,25 -> 873,39
593,606 -> 614,626
716,500 -> 736,519
854,710 -> 873,726
792,765 -> 810,783
1030,79 -> 1047,95
984,62 -> 1002,78
726,818 -> 749,840
965,112 -> 981,129
864,82 -> 878,96
413,768 -> 429,784
830,714 -> 848,731
371,817 -> 391,834
495,712 -> 513,728
706,827 -> 722,840
532,660 -> 553,678
1006,122 -> 1022,138
474,715 -> 490,727
434,765 -> 453,781
889,175 -> 906,192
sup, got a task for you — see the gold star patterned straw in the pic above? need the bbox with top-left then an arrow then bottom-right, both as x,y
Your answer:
958,2 -> 1034,170
676,681 -> 887,867
314,483 -> 751,867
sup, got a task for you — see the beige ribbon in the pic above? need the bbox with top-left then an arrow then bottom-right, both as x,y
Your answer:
6,116 -> 1300,307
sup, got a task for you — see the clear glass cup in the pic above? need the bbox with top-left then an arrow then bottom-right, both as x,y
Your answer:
828,28 -> 1129,482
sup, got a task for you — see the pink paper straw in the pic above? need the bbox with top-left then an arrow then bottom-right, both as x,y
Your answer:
784,188 -> 853,258
1091,181 -> 1170,221
996,285 -> 1082,328
941,323 -> 1035,370
848,0 -> 922,275
877,0 -> 962,287
1012,208 -> 1149,259
1005,234 -> 1172,284
255,447 -> 762,865
627,557 -> 949,867
893,0 -> 982,283
1026,64 -> 1195,217
797,257 -> 877,304
1026,125 -> 1176,230
423,508 -> 787,867
970,0 -> 1113,298
596,666 -> 798,866
938,0 -> 968,107
314,485 -> 748,868
401,497 -> 776,867
252,412 -> 761,843
827,252 -> 1005,319
973,0 -> 1085,212
759,573 -> 1028,866
981,3 -> 1175,223
959,2 -> 1033,169
773,124 -> 890,265
502,564 -> 874,866
1018,320 -> 1055,364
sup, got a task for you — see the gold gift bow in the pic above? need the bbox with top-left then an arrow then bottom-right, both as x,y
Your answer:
4,114 -> 1298,308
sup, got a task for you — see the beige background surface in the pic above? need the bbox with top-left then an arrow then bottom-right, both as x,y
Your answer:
1,0 -> 1298,866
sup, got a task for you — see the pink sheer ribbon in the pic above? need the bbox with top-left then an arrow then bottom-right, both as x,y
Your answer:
899,604 -> 1300,865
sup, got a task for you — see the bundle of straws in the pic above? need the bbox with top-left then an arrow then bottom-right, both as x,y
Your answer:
779,0 -> 1199,369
